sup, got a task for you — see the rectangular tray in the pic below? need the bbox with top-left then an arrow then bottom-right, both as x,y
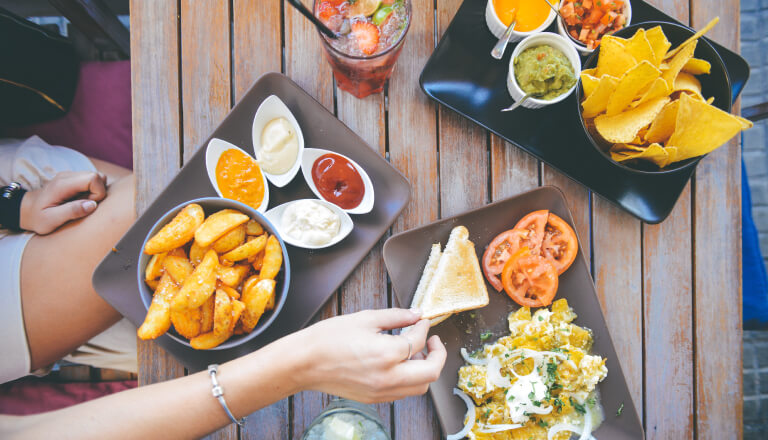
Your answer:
420,0 -> 749,224
384,186 -> 644,439
93,73 -> 411,372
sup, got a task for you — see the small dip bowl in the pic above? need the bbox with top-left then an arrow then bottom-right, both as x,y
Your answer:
507,32 -> 581,109
300,148 -> 375,215
251,95 -> 304,188
205,138 -> 269,213
485,0 -> 557,44
556,0 -> 632,55
137,197 -> 290,349
264,199 -> 354,250
302,399 -> 391,440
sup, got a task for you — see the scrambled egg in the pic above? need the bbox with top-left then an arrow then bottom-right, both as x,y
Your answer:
457,299 -> 607,440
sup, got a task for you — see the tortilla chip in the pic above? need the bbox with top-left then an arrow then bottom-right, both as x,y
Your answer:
645,100 -> 680,144
606,61 -> 661,116
645,26 -> 672,66
633,77 -> 671,108
662,146 -> 679,168
682,58 -> 711,75
665,17 -> 719,60
597,36 -> 636,78
595,96 -> 670,143
611,143 -> 646,153
610,143 -> 669,167
581,72 -> 601,98
668,93 -> 753,161
707,96 -> 715,105
582,75 -> 619,119
625,29 -> 657,66
674,72 -> 703,98
662,40 -> 697,86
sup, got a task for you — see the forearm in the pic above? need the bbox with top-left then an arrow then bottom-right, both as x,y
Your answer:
0,332 -> 310,440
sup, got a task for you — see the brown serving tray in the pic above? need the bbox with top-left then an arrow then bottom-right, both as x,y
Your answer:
383,187 -> 644,439
93,72 -> 411,372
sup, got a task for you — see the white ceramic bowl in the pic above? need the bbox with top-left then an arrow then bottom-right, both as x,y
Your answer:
556,0 -> 632,55
485,0 -> 557,43
205,138 -> 269,212
264,199 -> 354,250
506,32 -> 581,109
300,148 -> 374,215
251,95 -> 304,187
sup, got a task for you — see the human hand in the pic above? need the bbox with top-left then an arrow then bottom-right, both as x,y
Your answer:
295,308 -> 447,403
19,171 -> 107,235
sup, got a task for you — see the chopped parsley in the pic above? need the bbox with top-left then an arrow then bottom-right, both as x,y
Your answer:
508,394 -> 515,401
532,400 -> 542,407
546,361 -> 558,382
469,312 -> 476,319
550,383 -> 563,390
587,397 -> 596,407
528,391 -> 536,401
538,419 -> 549,428
480,332 -> 493,341
616,402 -> 624,416
570,397 -> 586,415
538,315 -> 544,322
483,408 -> 491,420
553,397 -> 564,413
466,381 -> 474,388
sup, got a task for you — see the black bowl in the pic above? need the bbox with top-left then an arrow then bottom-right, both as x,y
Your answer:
137,197 -> 291,350
577,21 -> 731,174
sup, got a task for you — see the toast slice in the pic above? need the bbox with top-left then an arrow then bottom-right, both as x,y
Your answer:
418,226 -> 489,321
410,244 -> 452,326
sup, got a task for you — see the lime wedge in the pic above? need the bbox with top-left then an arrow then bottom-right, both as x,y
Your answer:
349,0 -> 381,17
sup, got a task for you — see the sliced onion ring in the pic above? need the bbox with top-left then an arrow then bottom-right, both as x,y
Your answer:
579,404 -> 593,440
460,348 -> 487,366
548,423 -> 584,440
447,388 -> 476,440
487,357 -> 512,388
477,423 -> 523,433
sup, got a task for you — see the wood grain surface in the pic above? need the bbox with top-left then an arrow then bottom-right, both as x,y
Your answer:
130,0 -> 743,437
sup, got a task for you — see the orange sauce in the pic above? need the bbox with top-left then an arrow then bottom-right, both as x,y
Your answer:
215,149 -> 265,210
492,0 -> 551,32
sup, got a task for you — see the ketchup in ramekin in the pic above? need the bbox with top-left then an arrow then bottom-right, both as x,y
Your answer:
311,153 -> 364,209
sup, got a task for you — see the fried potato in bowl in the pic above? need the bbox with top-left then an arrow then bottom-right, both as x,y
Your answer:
137,197 -> 290,350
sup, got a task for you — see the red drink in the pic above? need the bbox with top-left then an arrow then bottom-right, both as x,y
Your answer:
314,0 -> 411,98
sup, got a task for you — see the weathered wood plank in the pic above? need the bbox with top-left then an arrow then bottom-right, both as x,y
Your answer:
180,0 -> 231,162
592,197 -> 643,419
691,1 -> 743,438
641,3 -> 693,438
232,0 -> 282,101
130,0 -> 186,387
180,2 -> 235,439
231,1 -> 289,438
643,184 -> 693,439
541,167 -> 591,261
490,136 -> 539,201
388,0 -> 440,438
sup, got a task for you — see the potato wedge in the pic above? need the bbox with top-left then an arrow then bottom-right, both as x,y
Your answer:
212,224 -> 246,254
163,255 -> 194,284
243,274 -> 259,295
241,279 -> 275,333
249,250 -> 264,268
213,289 -> 234,338
218,284 -> 241,300
190,300 -> 244,350
168,248 -> 187,258
145,252 -> 167,281
200,294 -> 215,334
137,273 -> 177,340
189,240 -> 209,266
194,209 -> 249,248
259,235 -> 282,280
216,264 -> 250,287
221,234 -> 267,263
265,287 -> 276,312
172,249 -> 218,310
171,305 -> 202,339
145,204 -> 204,254
145,278 -> 160,291
245,219 -> 264,236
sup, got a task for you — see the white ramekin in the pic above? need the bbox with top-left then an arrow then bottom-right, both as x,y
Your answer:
506,32 -> 582,109
485,0 -> 558,43
556,1 -> 633,55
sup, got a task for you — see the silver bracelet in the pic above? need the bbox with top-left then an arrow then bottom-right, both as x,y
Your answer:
208,364 -> 246,427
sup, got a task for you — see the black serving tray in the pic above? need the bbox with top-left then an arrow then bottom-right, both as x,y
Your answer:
420,0 -> 749,223
93,73 -> 411,371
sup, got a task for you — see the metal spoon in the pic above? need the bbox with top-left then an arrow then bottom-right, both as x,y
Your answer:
501,92 -> 546,112
490,9 -> 517,60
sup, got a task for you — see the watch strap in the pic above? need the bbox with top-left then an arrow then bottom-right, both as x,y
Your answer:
0,182 -> 27,231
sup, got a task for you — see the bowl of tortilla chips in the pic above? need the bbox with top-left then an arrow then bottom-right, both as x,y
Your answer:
576,20 -> 751,174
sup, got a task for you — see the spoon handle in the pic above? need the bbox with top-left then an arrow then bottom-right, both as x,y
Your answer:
286,0 -> 338,39
501,93 -> 533,112
490,18 -> 517,59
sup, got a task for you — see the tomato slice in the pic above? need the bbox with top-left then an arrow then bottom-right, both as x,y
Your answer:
512,210 -> 549,254
501,247 -> 559,308
482,229 -> 525,291
541,213 -> 579,275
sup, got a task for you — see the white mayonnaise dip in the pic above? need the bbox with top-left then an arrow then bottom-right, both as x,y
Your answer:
282,200 -> 340,246
258,117 -> 298,175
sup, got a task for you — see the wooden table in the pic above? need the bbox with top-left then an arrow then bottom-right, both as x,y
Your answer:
130,0 -> 743,438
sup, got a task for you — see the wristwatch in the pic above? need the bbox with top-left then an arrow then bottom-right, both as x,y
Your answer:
0,182 -> 27,231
